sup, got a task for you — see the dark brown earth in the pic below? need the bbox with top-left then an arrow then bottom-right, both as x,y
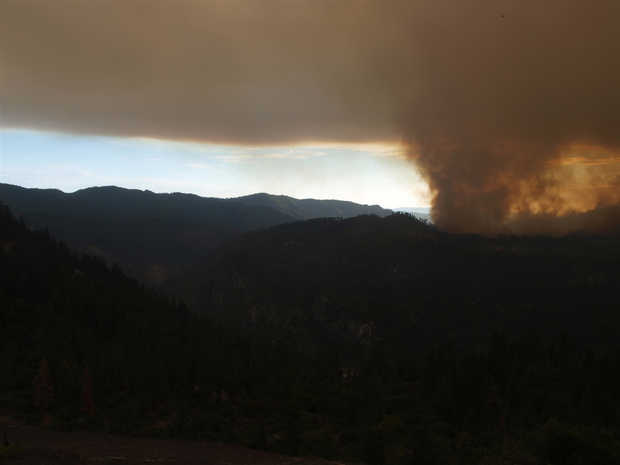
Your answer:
0,417 -> 352,465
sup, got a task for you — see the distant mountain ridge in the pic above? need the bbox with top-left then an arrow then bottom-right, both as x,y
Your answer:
233,192 -> 391,220
0,183 -> 392,284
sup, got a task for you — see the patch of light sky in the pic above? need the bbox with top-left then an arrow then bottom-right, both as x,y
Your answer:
0,129 -> 430,209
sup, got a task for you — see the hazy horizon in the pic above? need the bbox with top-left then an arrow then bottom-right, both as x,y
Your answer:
2,0 -> 619,233
0,178 -> 433,212
0,128 -> 431,209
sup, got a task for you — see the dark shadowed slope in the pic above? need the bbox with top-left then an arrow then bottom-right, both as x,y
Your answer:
0,184 -> 295,282
165,213 -> 620,464
0,184 -> 391,285
0,203 -> 366,461
4,204 -> 620,464
185,213 -> 620,347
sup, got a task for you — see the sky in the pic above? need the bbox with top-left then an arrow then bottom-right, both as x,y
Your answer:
1,0 -> 619,233
0,129 -> 430,208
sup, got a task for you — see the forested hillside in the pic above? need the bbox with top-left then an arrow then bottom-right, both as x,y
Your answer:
179,213 -> 620,347
5,201 -> 620,464
172,214 -> 620,464
0,184 -> 391,286
1,201 -> 345,456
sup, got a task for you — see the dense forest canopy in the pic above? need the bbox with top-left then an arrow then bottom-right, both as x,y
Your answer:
3,198 -> 620,464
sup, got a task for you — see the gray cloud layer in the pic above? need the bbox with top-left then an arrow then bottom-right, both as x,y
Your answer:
2,0 -> 620,232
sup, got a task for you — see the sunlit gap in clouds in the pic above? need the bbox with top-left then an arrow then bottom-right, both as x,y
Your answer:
0,129 -> 431,209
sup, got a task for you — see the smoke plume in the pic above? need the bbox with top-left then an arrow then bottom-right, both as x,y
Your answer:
2,0 -> 619,233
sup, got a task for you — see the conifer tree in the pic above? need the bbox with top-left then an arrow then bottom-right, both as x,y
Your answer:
81,365 -> 96,417
33,358 -> 54,410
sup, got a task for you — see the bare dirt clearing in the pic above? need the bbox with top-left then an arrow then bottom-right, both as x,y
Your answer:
0,417 -> 350,465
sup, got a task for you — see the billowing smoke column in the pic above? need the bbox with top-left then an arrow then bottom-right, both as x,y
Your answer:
2,0 -> 619,233
404,0 -> 620,233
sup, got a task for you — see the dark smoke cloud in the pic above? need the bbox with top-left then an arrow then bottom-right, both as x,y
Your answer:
2,0 -> 619,233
